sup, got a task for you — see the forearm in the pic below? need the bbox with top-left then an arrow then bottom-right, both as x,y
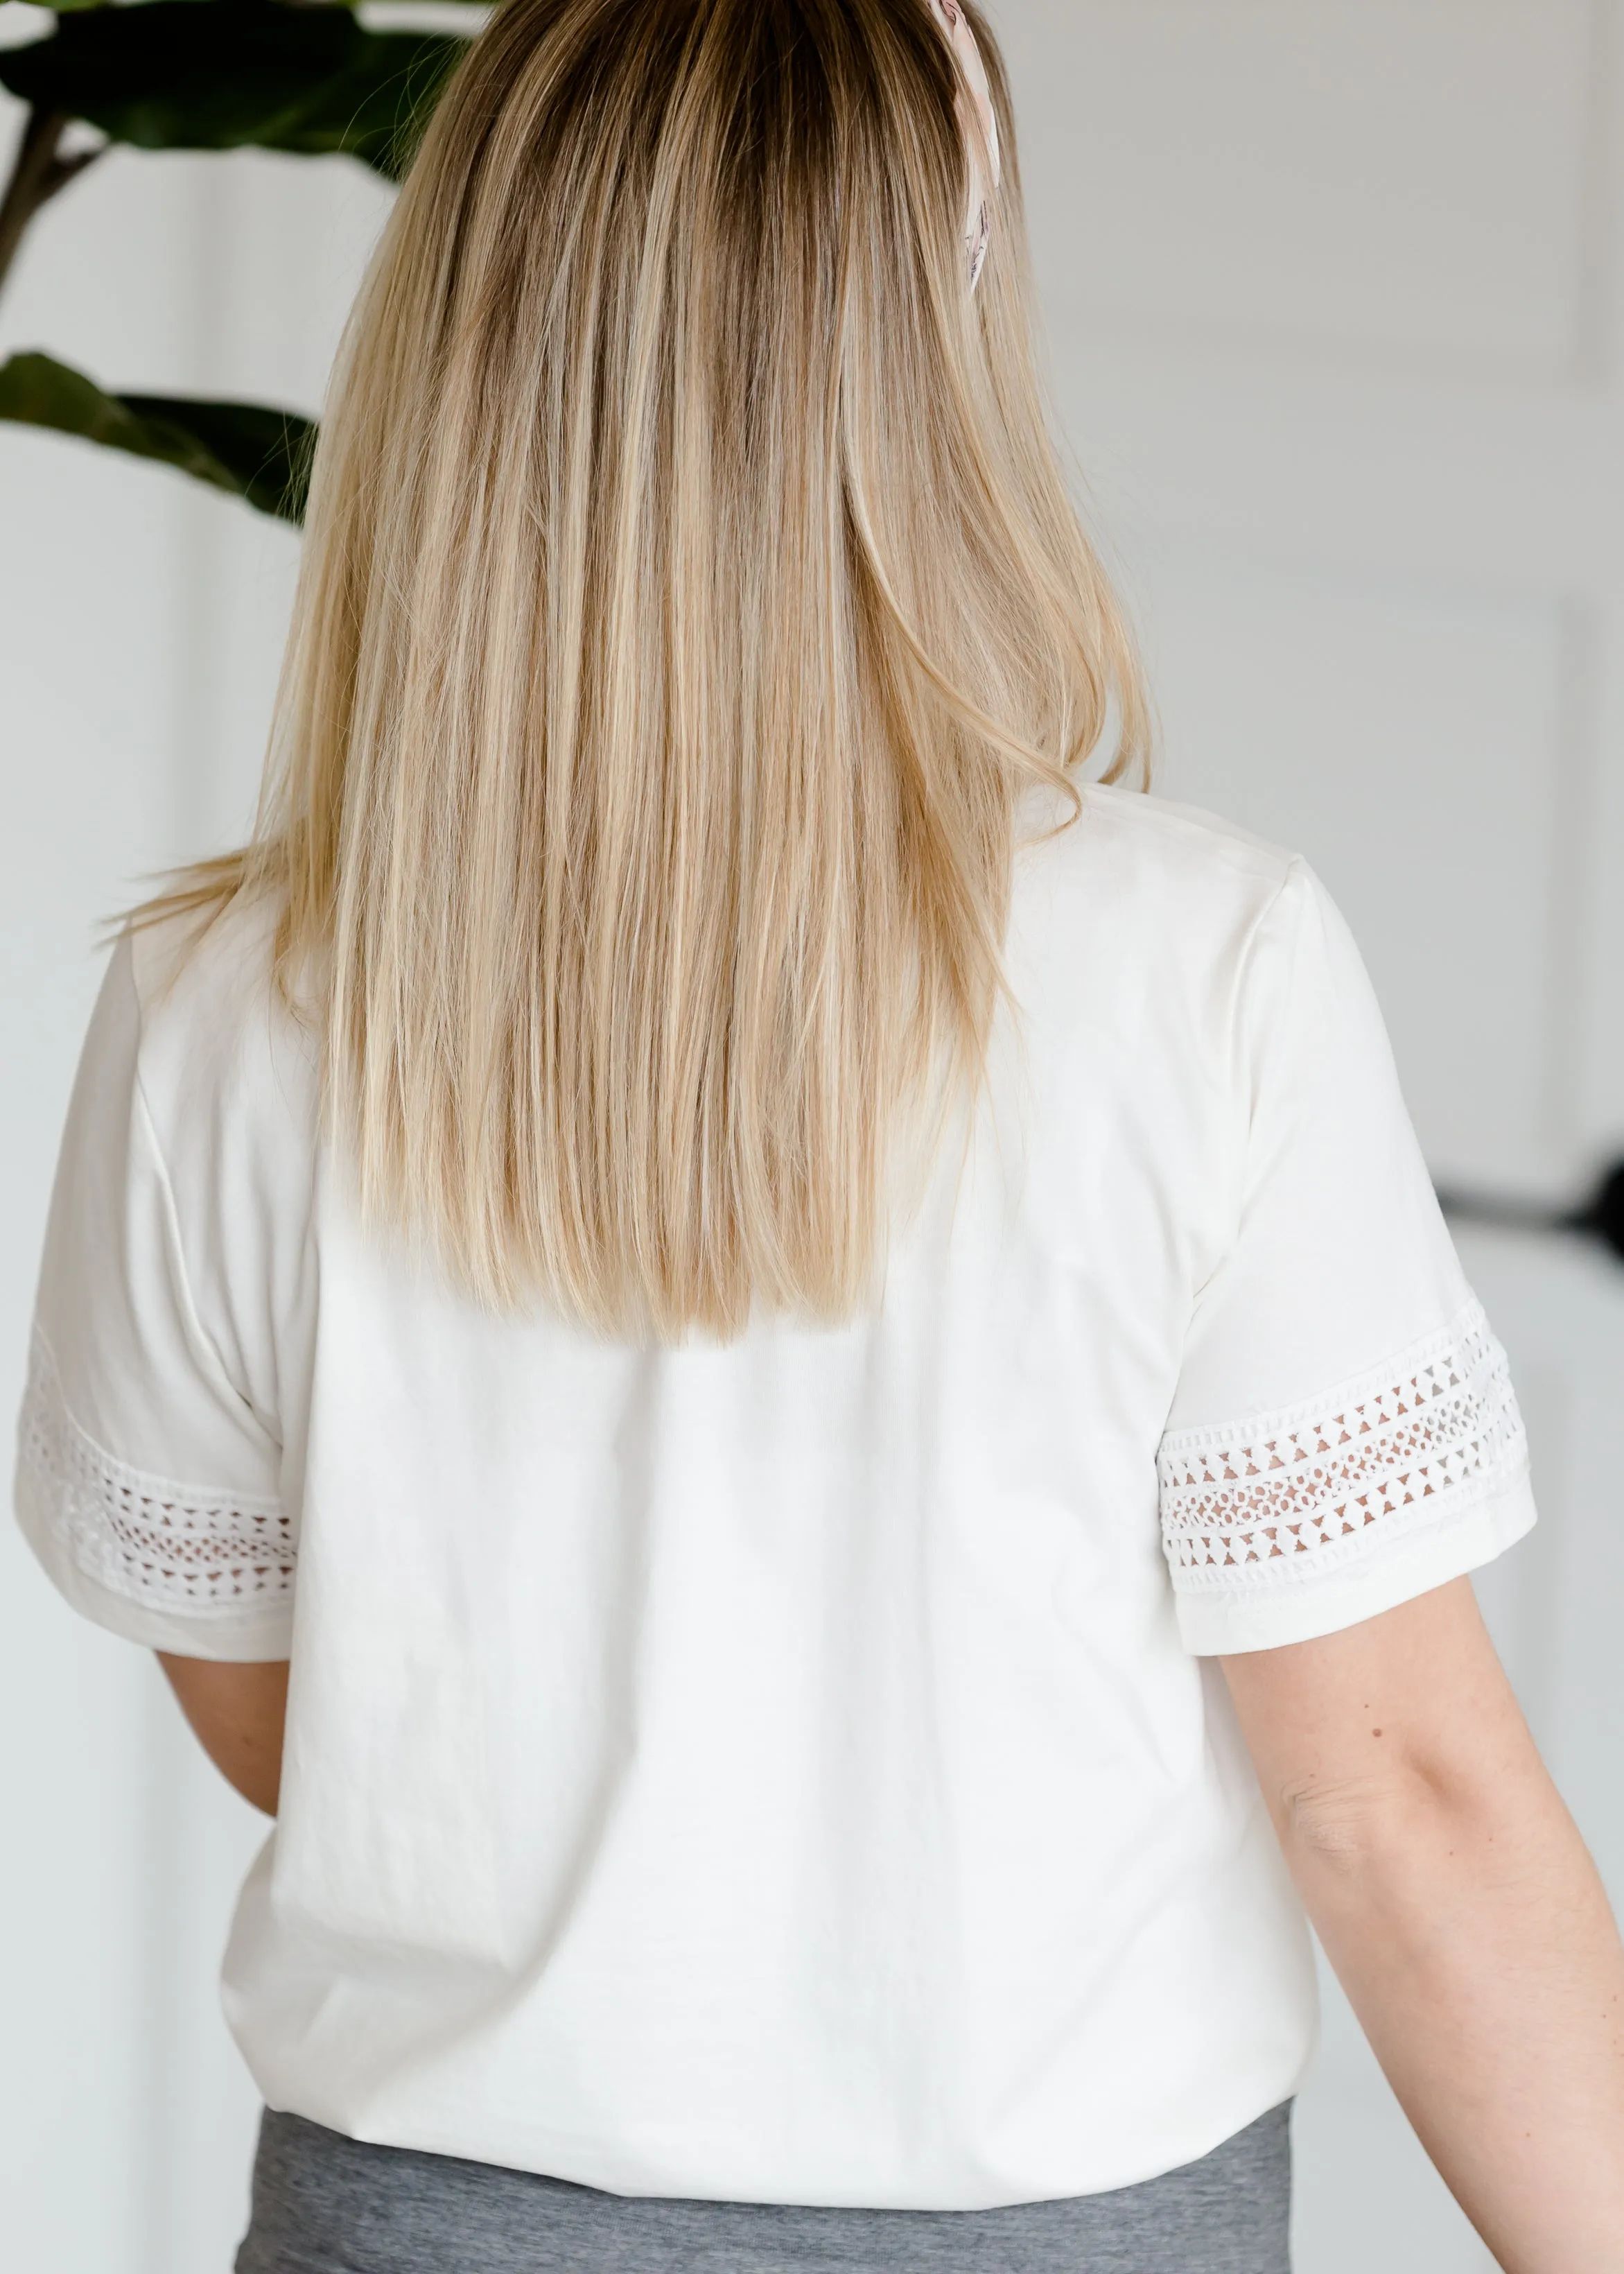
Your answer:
1282,1768 -> 1624,2273
156,1654 -> 289,1816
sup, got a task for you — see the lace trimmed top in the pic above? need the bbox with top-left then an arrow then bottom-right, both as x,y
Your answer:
12,787 -> 1535,2210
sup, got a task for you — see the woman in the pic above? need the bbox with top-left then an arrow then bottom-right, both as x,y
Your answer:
15,1 -> 1624,2266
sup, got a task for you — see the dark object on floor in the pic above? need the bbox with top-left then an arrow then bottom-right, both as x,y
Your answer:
1437,1157 -> 1624,1265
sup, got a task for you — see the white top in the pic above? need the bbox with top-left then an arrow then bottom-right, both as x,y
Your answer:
14,787 -> 1535,2209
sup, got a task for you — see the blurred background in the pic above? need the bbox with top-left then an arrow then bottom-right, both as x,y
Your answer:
3,1 -> 1622,2268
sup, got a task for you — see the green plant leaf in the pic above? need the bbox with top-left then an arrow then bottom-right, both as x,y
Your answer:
0,1 -> 469,181
0,350 -> 314,522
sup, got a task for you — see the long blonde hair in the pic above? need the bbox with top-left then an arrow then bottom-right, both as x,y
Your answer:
152,0 -> 1146,1339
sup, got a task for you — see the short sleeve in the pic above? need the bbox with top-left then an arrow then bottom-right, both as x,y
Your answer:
1158,860 -> 1535,1656
13,935 -> 295,1660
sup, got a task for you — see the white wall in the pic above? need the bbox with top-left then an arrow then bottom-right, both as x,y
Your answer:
2,3 -> 1621,2268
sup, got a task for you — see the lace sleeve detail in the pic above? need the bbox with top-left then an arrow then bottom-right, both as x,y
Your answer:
1158,1298 -> 1526,1598
16,1331 -> 295,1619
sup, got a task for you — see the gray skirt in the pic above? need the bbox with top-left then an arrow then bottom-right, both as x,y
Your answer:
235,2101 -> 1291,2273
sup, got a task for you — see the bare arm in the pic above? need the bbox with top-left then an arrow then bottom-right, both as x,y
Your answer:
156,1654 -> 289,1816
1223,1577 -> 1624,2272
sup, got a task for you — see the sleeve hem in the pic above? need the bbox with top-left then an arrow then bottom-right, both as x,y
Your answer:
1173,1468 -> 1537,1656
15,1482 -> 294,1660
15,1328 -> 296,1656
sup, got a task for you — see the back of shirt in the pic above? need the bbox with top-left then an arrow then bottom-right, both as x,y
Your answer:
14,785 -> 1535,2207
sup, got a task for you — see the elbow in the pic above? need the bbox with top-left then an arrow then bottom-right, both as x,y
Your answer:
1273,1757 -> 1485,1880
1277,1771 -> 1407,1870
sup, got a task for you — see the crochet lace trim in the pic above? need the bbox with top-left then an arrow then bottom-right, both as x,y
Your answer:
17,1332 -> 294,1615
1158,1300 -> 1526,1593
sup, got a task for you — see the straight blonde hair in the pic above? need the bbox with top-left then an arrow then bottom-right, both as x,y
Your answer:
150,0 -> 1147,1340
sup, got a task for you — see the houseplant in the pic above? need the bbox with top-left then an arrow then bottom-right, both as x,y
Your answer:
0,0 -> 478,522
